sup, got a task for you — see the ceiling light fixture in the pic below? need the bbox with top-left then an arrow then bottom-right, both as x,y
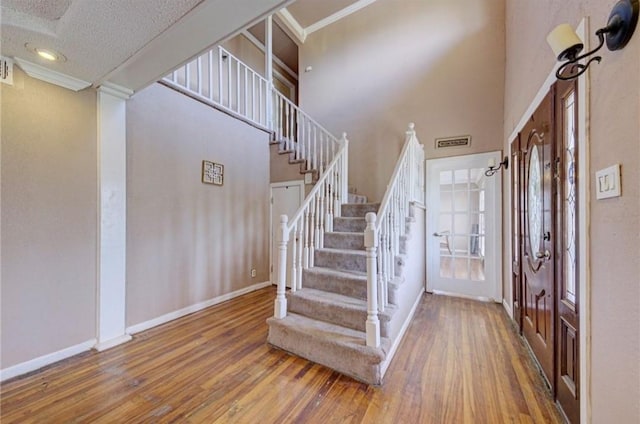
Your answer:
25,43 -> 67,62
547,0 -> 639,80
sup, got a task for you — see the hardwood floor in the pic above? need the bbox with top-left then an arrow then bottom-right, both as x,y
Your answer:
1,287 -> 562,423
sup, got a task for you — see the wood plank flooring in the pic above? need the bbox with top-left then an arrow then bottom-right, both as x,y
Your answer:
1,287 -> 563,423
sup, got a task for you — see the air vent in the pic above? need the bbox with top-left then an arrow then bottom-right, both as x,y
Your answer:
1,57 -> 14,85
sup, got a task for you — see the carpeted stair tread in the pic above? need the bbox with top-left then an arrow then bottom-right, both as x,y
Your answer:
341,203 -> 381,217
324,231 -> 365,250
333,217 -> 367,232
302,266 -> 367,299
314,248 -> 367,272
267,313 -> 391,384
288,288 -> 395,335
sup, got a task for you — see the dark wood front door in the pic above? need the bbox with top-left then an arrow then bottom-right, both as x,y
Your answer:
520,92 -> 555,387
554,78 -> 580,424
510,135 -> 522,330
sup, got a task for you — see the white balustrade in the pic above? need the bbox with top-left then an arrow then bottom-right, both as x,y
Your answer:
368,123 -> 425,342
163,46 -> 270,129
273,134 -> 349,314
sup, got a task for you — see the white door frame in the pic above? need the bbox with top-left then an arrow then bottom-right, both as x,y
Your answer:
426,151 -> 503,302
269,180 -> 304,285
505,18 -> 590,423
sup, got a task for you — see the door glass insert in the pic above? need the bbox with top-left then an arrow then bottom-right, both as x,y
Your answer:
528,144 -> 543,255
438,168 -> 486,281
563,91 -> 577,304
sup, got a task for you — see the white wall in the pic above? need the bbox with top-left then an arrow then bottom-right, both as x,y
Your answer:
126,83 -> 271,327
1,68 -> 98,369
298,0 -> 505,200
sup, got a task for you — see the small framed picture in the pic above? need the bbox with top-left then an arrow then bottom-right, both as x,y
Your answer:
202,160 -> 224,186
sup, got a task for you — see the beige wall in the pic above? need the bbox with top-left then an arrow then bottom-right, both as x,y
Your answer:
1,68 -> 98,368
299,0 -> 505,200
126,83 -> 270,326
505,1 -> 640,422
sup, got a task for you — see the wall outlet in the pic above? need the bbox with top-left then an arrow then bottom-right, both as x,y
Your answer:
251,268 -> 257,278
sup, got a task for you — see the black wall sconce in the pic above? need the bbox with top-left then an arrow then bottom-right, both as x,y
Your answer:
547,0 -> 639,80
485,156 -> 509,177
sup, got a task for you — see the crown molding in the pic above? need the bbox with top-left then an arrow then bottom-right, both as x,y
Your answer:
98,81 -> 134,99
305,0 -> 379,35
276,8 -> 306,43
13,57 -> 91,91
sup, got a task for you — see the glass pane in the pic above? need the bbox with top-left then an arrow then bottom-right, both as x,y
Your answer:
453,236 -> 469,256
453,257 -> 470,279
528,144 -> 543,254
453,191 -> 468,212
454,169 -> 468,185
564,91 -> 577,304
469,189 -> 482,212
440,170 -> 453,189
440,256 -> 453,278
440,190 -> 452,212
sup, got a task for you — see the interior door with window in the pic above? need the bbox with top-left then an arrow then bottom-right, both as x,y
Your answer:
520,92 -> 555,387
426,152 -> 502,301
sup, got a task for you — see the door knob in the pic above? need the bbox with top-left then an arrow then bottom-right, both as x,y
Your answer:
535,250 -> 551,260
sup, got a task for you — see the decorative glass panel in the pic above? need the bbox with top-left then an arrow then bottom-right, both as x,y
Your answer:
528,144 -> 543,255
564,91 -> 577,304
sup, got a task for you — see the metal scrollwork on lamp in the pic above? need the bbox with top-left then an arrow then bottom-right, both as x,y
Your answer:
485,156 -> 509,177
547,0 -> 639,80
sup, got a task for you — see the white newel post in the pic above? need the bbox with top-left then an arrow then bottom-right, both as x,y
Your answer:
407,123 -> 416,202
340,133 -> 349,213
364,212 -> 381,348
274,214 -> 289,319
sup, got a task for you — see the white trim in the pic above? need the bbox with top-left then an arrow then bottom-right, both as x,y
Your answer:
241,30 -> 299,82
0,339 -> 96,382
126,281 -> 272,335
505,18 -> 591,423
269,180 -> 305,285
13,57 -> 91,91
305,0 -> 379,35
576,19 -> 591,424
431,289 -> 499,303
276,8 -> 307,43
502,298 -> 513,319
94,334 -> 132,352
98,81 -> 133,99
96,88 -> 129,349
380,292 -> 422,378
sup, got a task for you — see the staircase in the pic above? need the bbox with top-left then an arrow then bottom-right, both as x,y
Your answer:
267,202 -> 418,384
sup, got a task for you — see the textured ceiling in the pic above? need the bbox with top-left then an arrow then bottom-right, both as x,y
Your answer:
1,0 -> 204,83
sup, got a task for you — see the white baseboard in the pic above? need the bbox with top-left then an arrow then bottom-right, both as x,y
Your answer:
94,334 -> 133,352
502,298 -> 513,319
0,339 -> 97,382
380,292 -> 423,378
126,281 -> 272,335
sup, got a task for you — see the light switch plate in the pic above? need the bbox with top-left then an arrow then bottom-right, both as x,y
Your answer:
595,164 -> 621,199
304,172 -> 313,185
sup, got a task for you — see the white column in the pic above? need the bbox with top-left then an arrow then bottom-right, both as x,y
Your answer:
95,82 -> 133,351
364,212 -> 380,348
265,16 -> 274,131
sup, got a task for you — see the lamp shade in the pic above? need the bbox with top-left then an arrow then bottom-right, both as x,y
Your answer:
547,23 -> 584,60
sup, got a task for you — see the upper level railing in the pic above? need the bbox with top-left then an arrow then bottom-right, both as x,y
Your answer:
163,46 -> 270,129
163,45 -> 342,181
363,123 -> 424,347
